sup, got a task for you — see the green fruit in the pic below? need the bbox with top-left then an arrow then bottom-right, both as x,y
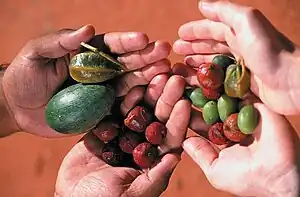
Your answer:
217,94 -> 238,122
69,42 -> 126,83
212,55 -> 235,69
45,83 -> 115,134
224,61 -> 250,98
238,105 -> 259,134
203,101 -> 219,125
187,87 -> 209,109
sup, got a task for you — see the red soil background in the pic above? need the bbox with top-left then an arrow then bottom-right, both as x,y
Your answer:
0,0 -> 300,196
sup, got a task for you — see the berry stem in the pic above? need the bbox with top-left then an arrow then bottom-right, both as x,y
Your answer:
237,58 -> 246,85
80,42 -> 129,72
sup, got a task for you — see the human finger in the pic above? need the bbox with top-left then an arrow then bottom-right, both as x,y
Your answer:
173,39 -> 230,55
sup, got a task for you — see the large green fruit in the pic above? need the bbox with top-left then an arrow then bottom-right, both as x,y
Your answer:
45,83 -> 115,134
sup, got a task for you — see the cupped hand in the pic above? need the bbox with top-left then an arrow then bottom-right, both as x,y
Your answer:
55,74 -> 191,197
182,102 -> 300,197
173,0 -> 300,115
2,25 -> 172,137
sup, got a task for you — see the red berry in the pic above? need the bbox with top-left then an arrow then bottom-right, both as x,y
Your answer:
197,63 -> 224,90
124,106 -> 152,132
223,113 -> 248,142
202,87 -> 222,100
118,130 -> 143,154
145,122 -> 167,145
92,122 -> 120,143
133,142 -> 159,168
101,143 -> 124,166
208,122 -> 229,145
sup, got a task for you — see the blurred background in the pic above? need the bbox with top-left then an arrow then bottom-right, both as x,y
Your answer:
0,0 -> 300,196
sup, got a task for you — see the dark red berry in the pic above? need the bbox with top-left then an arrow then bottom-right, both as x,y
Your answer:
124,106 -> 152,132
197,63 -> 224,90
145,122 -> 167,145
118,130 -> 143,154
92,122 -> 120,143
101,143 -> 124,166
208,122 -> 229,145
133,142 -> 159,168
202,87 -> 222,100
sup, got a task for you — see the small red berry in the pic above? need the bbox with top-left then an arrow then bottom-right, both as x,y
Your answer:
197,63 -> 224,90
92,122 -> 120,143
118,130 -> 143,154
223,113 -> 248,142
145,122 -> 167,145
101,143 -> 124,166
124,106 -> 152,132
208,122 -> 229,145
202,87 -> 222,100
133,142 -> 159,168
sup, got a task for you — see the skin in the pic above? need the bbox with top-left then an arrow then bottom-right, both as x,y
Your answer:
183,103 -> 300,197
1,25 -> 173,137
56,75 -> 191,197
0,1 -> 299,196
173,0 -> 300,116
0,25 -> 191,197
173,1 -> 300,197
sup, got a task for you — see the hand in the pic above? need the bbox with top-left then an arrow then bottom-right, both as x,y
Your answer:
55,74 -> 191,197
2,25 -> 172,137
173,0 -> 300,115
182,103 -> 300,197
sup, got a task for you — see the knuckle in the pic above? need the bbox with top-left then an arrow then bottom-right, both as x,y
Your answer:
168,75 -> 185,84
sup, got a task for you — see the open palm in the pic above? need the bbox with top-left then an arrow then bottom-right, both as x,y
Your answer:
179,89 -> 299,197
55,132 -> 179,197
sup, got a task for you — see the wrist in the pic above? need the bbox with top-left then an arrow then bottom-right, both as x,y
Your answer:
0,64 -> 20,137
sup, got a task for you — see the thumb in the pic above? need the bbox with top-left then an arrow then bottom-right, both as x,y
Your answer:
127,153 -> 180,197
182,136 -> 218,174
20,24 -> 95,60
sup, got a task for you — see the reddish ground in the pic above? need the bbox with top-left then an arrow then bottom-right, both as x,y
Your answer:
0,0 -> 300,197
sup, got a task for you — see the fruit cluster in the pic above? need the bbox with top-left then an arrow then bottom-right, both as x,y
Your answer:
92,105 -> 167,169
186,55 -> 259,145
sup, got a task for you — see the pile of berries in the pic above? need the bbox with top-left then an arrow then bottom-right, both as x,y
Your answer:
186,55 -> 259,146
92,105 -> 167,169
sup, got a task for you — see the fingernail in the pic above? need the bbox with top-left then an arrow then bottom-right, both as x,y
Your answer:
71,24 -> 93,36
185,56 -> 194,66
199,1 -> 215,11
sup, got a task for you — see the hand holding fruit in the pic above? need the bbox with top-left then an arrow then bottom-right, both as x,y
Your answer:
173,0 -> 300,115
179,58 -> 299,196
2,25 -> 171,137
55,74 -> 191,197
182,103 -> 300,197
172,1 -> 300,196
